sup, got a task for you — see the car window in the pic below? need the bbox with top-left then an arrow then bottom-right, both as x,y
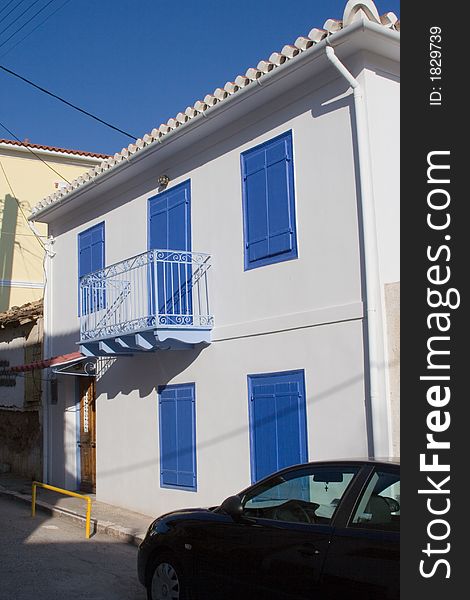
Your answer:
242,466 -> 359,525
350,470 -> 400,532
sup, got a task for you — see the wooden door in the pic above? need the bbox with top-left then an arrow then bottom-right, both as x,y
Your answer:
79,377 -> 96,493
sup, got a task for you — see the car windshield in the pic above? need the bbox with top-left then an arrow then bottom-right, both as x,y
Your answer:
241,466 -> 359,524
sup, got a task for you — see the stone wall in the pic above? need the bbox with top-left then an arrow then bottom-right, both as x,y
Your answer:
0,408 -> 41,479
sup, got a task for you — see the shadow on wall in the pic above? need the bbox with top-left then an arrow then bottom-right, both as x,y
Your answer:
98,344 -> 205,400
0,194 -> 18,312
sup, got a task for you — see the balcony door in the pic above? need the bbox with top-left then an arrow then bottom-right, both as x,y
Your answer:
148,181 -> 192,325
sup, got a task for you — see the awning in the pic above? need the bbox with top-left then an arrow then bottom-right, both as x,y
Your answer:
9,352 -> 96,376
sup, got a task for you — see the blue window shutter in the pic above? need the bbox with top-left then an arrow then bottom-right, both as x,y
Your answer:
78,223 -> 104,278
176,386 -> 196,488
159,384 -> 197,490
249,370 -> 307,483
242,131 -> 297,269
266,137 -> 294,257
148,181 -> 192,323
251,383 -> 278,483
78,223 -> 105,315
244,148 -> 269,262
160,388 -> 179,487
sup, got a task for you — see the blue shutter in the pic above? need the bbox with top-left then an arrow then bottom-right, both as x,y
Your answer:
249,370 -> 307,483
78,223 -> 105,314
148,181 -> 192,323
159,383 -> 197,490
242,131 -> 297,269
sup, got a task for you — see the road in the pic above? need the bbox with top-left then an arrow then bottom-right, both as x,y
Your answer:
0,496 -> 145,600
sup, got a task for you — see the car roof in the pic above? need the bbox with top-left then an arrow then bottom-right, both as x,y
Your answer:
304,457 -> 400,466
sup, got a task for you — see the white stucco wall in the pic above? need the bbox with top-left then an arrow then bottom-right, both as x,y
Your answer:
95,319 -> 367,516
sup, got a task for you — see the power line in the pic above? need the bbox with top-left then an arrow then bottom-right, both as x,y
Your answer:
0,0 -> 29,26
0,118 -> 72,184
0,1 -> 20,19
0,0 -> 41,33
0,63 -> 138,140
0,0 -> 58,50
0,0 -> 71,59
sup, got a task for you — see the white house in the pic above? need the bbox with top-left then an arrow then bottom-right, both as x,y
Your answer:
28,1 -> 399,516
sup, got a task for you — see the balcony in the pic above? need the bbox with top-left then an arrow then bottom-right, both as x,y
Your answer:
79,249 -> 213,356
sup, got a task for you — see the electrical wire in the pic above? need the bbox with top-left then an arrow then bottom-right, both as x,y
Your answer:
0,119 -> 72,183
0,0 -> 71,59
0,0 -> 59,50
0,1 -> 20,19
0,0 -> 41,34
0,0 -> 29,26
0,63 -> 138,140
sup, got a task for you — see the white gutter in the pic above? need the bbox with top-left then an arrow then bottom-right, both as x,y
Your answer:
42,238 -> 54,484
325,42 -> 389,457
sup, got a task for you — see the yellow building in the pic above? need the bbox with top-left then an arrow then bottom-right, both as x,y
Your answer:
0,139 -> 107,311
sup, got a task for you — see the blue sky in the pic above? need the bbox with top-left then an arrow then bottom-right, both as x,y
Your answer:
0,0 -> 400,156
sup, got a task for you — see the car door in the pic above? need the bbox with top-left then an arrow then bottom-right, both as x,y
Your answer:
186,511 -> 257,598
320,465 -> 400,599
237,464 -> 363,600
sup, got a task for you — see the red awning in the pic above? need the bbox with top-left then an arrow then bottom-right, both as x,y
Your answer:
9,351 -> 85,373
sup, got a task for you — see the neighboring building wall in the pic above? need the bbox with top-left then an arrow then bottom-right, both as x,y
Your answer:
0,409 -> 41,479
0,305 -> 43,478
0,144 -> 105,311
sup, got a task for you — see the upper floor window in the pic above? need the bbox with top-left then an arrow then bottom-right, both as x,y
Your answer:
78,222 -> 105,315
241,131 -> 298,270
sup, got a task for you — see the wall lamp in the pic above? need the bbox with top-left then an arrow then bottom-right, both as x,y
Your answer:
158,174 -> 170,188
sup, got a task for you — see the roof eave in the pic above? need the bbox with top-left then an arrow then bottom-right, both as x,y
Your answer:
30,19 -> 399,223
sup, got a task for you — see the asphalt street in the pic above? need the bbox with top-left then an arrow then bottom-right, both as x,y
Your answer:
0,497 -> 146,600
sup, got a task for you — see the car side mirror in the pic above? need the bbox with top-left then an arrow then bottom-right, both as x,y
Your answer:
220,495 -> 244,520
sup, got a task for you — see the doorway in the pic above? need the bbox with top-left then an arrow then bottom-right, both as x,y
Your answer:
78,377 -> 96,493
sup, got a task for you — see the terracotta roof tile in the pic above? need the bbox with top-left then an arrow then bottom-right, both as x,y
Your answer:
0,299 -> 43,328
0,138 -> 109,160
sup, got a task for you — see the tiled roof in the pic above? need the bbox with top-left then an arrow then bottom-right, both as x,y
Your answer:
0,138 -> 109,160
0,299 -> 43,329
31,1 -> 399,219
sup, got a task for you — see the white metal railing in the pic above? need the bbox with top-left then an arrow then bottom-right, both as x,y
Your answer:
79,249 -> 213,342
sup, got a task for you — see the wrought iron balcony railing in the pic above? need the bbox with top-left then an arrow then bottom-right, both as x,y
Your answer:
79,249 -> 213,344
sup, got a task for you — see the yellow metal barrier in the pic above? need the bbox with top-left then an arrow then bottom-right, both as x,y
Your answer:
31,481 -> 92,539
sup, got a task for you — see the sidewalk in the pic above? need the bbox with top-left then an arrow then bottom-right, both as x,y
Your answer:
0,473 -> 154,546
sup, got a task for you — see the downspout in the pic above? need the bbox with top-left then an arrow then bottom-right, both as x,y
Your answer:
325,43 -> 389,457
41,234 -> 55,483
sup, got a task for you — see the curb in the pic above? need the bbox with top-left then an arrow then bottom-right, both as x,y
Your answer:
0,487 -> 145,546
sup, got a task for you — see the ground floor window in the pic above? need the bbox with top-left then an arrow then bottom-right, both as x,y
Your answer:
158,383 -> 197,490
248,369 -> 307,483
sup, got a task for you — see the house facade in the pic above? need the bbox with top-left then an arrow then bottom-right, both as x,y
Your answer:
0,139 -> 107,312
29,1 -> 400,516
